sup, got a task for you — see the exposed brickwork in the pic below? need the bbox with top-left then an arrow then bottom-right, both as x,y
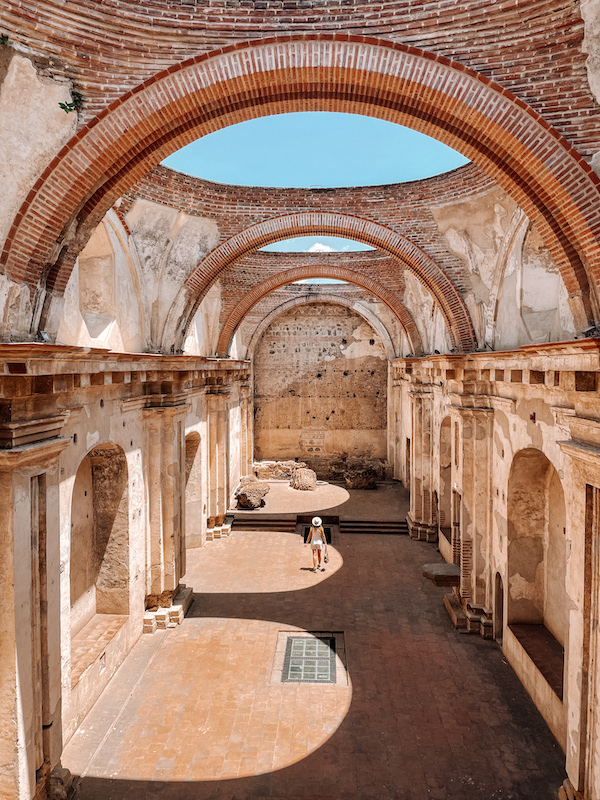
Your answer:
130,163 -> 485,295
215,260 -> 424,356
1,35 -> 600,338
3,0 -> 599,162
193,214 -> 470,349
216,251 -> 407,329
243,289 -> 400,358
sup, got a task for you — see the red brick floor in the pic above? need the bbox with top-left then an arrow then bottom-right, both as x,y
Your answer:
65,529 -> 566,800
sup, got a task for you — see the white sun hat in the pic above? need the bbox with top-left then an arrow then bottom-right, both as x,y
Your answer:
312,516 -> 322,527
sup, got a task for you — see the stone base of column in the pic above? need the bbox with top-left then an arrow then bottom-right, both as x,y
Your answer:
443,595 -> 494,639
145,588 -> 176,611
48,765 -> 75,800
206,513 -> 234,541
407,514 -> 438,542
143,584 -> 193,633
558,778 -> 584,800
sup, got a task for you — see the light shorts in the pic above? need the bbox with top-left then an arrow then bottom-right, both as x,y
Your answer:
311,541 -> 324,550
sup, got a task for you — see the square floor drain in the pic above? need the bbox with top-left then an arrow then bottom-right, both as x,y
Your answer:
282,636 -> 336,684
271,631 -> 348,686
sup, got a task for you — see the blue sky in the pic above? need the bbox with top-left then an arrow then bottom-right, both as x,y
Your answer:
164,112 -> 467,188
163,112 -> 468,254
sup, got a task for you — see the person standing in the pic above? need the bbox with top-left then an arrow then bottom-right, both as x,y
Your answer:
306,516 -> 327,571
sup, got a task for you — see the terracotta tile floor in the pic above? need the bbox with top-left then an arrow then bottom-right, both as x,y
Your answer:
64,526 -> 566,800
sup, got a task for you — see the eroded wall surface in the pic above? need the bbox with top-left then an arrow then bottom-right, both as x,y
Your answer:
254,302 -> 388,474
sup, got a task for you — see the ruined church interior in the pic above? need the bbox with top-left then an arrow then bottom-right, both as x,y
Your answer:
4,2 -> 600,799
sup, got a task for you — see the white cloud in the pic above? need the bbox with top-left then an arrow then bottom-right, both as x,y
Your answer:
306,242 -> 335,253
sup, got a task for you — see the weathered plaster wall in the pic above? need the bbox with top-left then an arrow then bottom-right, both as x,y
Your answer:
184,282 -> 223,357
254,302 -> 388,474
431,188 -> 575,350
57,216 -> 145,352
0,49 -> 76,339
124,199 -> 219,351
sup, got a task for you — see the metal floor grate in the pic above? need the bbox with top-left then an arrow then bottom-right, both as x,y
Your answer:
282,636 -> 336,683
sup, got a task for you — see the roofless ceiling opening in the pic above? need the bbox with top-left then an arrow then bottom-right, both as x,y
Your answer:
161,112 -> 470,189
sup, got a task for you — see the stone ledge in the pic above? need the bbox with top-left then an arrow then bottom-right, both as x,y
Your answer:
422,562 -> 460,587
443,592 -> 467,631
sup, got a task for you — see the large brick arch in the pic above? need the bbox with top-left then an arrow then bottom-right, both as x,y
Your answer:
215,265 -> 425,357
182,213 -> 471,352
244,294 -> 399,361
2,34 -> 600,332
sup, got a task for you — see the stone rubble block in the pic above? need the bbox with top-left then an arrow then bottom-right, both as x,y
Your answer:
253,459 -> 307,480
289,467 -> 317,491
235,475 -> 270,509
344,464 -> 378,489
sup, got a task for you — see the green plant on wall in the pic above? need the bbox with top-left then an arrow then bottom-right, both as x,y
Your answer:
59,91 -> 84,114
0,34 -> 9,45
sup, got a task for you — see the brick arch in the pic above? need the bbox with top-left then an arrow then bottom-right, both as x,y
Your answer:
2,34 -> 600,333
244,294 -> 399,361
184,214 -> 469,352
215,264 -> 425,357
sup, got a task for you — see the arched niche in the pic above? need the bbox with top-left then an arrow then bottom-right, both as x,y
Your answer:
507,448 -> 567,646
70,443 -> 129,637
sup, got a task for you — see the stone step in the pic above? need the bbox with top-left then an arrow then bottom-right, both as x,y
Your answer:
232,517 -> 297,532
339,520 -> 409,535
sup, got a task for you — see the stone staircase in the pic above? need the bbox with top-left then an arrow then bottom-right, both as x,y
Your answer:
339,519 -> 409,535
231,516 -> 298,533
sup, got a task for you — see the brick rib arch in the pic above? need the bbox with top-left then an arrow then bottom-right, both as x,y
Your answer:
2,34 -> 600,332
215,265 -> 425,357
186,214 -> 467,352
244,294 -> 399,361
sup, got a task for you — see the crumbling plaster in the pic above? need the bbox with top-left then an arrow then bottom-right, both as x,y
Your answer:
254,302 -> 388,473
0,51 -> 76,339
57,216 -> 146,352
124,199 -> 219,351
431,188 -> 575,350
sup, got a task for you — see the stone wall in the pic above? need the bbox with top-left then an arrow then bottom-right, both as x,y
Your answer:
254,302 -> 388,476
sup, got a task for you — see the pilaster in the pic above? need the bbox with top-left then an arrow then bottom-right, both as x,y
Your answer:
0,433 -> 70,800
407,387 -> 437,542
206,389 -> 231,534
143,403 -> 188,607
448,403 -> 494,636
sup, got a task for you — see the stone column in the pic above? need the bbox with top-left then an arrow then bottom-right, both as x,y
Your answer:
558,437 -> 600,797
407,388 -> 436,541
0,433 -> 69,800
143,404 -> 187,607
206,390 -> 230,534
239,382 -> 253,478
451,405 -> 494,634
